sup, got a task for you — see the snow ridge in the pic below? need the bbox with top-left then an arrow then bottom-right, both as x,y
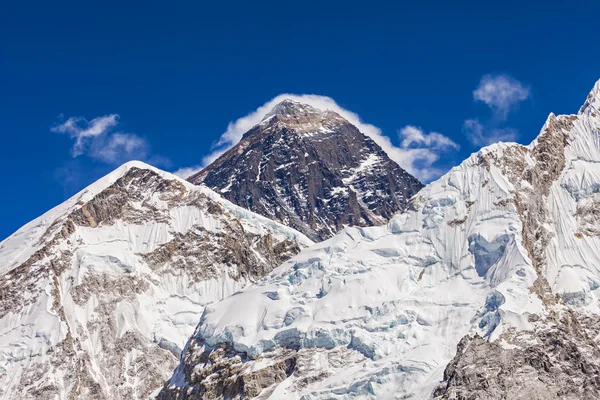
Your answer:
161,80 -> 600,399
0,162 -> 312,399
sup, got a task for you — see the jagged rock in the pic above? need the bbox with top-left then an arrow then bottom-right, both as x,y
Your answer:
189,99 -> 423,241
434,311 -> 600,399
157,340 -> 297,400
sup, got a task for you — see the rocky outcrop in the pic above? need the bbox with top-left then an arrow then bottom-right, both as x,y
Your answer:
158,339 -> 366,399
157,340 -> 297,400
434,310 -> 600,400
142,225 -> 300,284
189,100 -> 423,241
69,167 -> 186,227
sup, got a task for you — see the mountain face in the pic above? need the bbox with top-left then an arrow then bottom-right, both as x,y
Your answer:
0,162 -> 312,400
189,100 -> 423,242
161,80 -> 600,399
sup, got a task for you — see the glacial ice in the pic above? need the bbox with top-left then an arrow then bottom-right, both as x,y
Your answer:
166,81 -> 600,399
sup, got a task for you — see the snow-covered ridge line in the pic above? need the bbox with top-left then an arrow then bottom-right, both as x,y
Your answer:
0,160 -> 310,277
161,79 -> 600,399
0,161 -> 313,399
0,161 -> 171,276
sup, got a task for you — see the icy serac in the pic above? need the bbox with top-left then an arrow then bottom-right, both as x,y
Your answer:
161,80 -> 600,399
0,162 -> 312,399
189,99 -> 423,242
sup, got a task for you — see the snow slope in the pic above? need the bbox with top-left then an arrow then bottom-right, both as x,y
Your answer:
161,79 -> 600,399
0,161 -> 312,400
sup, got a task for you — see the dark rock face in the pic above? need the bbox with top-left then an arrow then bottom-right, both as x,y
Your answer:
189,100 -> 423,241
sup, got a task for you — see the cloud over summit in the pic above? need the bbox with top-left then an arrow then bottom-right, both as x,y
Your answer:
176,94 -> 456,182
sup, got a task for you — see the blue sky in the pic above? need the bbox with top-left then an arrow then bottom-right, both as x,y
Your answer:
1,0 -> 599,240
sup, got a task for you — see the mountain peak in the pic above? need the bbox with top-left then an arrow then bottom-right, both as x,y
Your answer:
263,99 -> 322,119
0,159 -> 312,399
237,99 -> 349,142
193,98 -> 423,241
579,78 -> 600,115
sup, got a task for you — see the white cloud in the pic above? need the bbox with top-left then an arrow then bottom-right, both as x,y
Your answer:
473,74 -> 530,119
400,125 -> 459,150
173,166 -> 203,179
464,74 -> 529,147
91,133 -> 150,164
175,94 -> 455,182
463,118 -> 518,146
52,114 -> 156,165
397,126 -> 459,182
51,114 -> 120,156
462,119 -> 484,144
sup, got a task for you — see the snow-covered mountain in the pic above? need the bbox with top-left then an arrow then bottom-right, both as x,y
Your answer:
189,100 -> 423,242
0,162 -> 312,399
160,80 -> 600,399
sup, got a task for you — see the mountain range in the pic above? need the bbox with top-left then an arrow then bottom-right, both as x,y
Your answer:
1,79 -> 600,399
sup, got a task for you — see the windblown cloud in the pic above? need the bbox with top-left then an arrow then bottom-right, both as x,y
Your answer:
51,114 -> 120,157
463,74 -> 530,147
463,118 -> 518,146
400,125 -> 459,151
175,94 -> 456,182
473,74 -> 530,120
52,114 -> 161,166
397,126 -> 459,182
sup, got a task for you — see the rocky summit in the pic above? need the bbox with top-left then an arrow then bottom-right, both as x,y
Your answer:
189,99 -> 423,242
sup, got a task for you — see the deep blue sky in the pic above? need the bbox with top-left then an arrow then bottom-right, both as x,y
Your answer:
1,0 -> 599,240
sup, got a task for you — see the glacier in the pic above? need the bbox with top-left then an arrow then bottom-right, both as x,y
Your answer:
160,79 -> 600,399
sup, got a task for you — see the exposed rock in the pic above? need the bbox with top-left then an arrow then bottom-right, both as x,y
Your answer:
189,99 -> 423,241
157,340 -> 297,400
142,225 -> 300,284
434,311 -> 600,400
